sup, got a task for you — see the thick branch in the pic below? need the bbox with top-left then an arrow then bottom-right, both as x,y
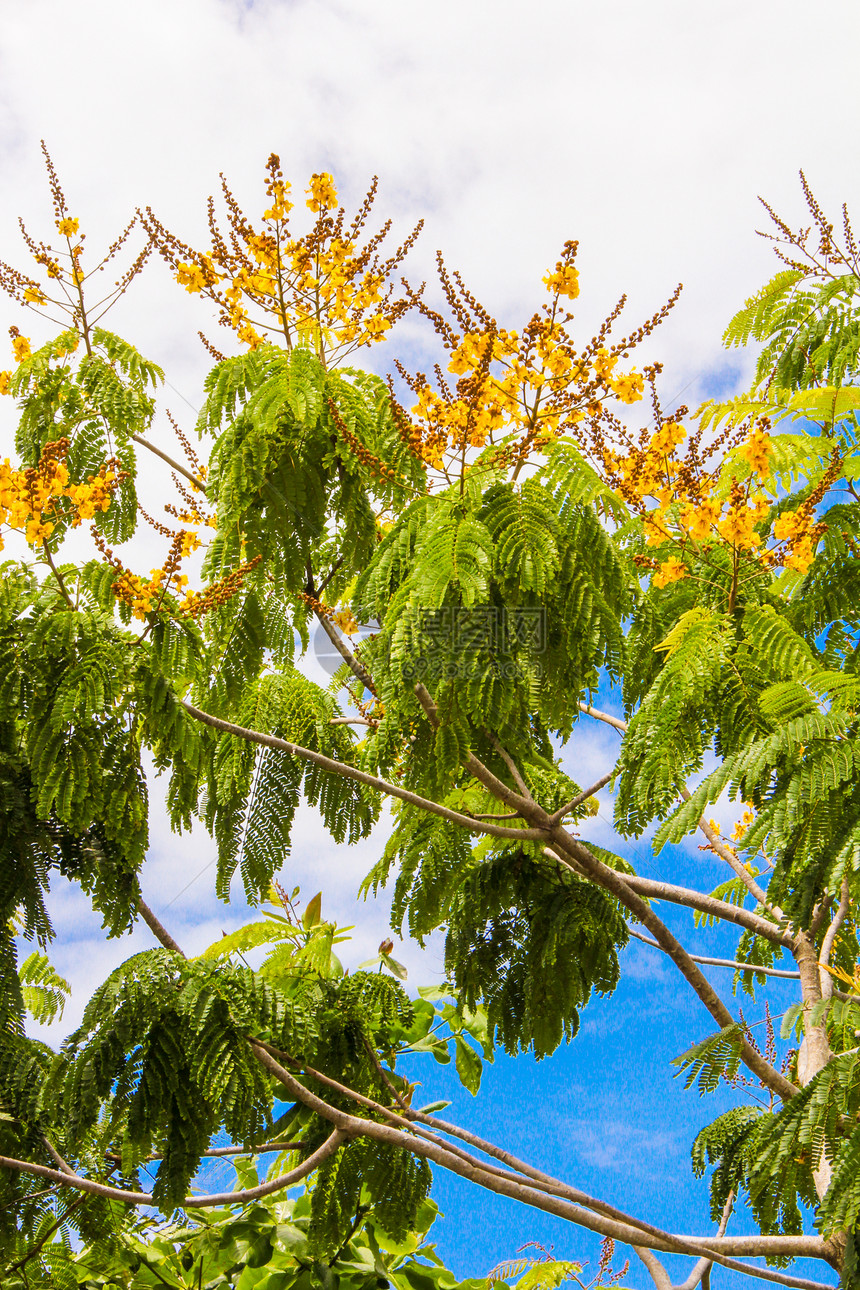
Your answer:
180,700 -> 547,842
685,791 -> 781,915
543,848 -> 792,946
579,701 -> 627,732
637,1191 -> 735,1290
578,704 -> 784,919
819,878 -> 850,1001
619,873 -> 792,946
545,832 -> 799,1101
138,898 -> 186,956
313,609 -> 376,694
249,1044 -> 830,1282
0,1132 -> 344,1208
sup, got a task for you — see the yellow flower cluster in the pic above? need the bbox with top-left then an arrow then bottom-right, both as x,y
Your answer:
542,261 -> 580,299
407,320 -> 645,471
771,507 -> 818,573
0,439 -> 117,551
653,557 -> 687,588
603,417 -> 823,587
737,424 -> 773,478
12,334 -> 32,363
331,606 -> 360,634
112,529 -> 201,621
113,568 -> 185,620
149,158 -> 414,365
730,804 -> 757,843
305,173 -> 338,212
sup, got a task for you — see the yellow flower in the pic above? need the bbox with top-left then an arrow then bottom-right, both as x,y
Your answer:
175,262 -> 207,294
592,348 -> 618,381
180,530 -> 201,557
332,607 -> 359,634
56,217 -> 79,236
236,322 -> 262,349
737,426 -> 773,479
644,509 -> 669,546
306,172 -> 338,212
0,371 -> 11,395
542,262 -> 580,300
611,371 -> 645,404
361,314 -> 392,344
783,540 -> 815,574
679,498 -> 721,542
652,420 -> 686,455
12,336 -> 31,363
25,515 -> 55,546
23,286 -> 47,305
772,510 -> 804,541
719,505 -> 760,549
653,557 -> 688,588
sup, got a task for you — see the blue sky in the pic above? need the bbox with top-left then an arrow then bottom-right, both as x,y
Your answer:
3,1 -> 858,1284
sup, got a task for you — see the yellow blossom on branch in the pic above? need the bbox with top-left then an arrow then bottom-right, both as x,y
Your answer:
718,503 -> 761,550
175,263 -> 208,294
542,261 -> 580,300
56,217 -> 79,236
306,173 -> 338,212
651,420 -> 687,455
737,423 -> 773,479
653,557 -> 688,588
679,497 -> 721,542
610,370 -> 645,404
12,335 -> 31,363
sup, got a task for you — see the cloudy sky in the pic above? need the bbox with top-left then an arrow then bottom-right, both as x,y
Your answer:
2,0 -> 858,1283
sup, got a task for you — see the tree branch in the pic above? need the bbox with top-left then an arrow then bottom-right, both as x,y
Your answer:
248,1044 -> 831,1283
179,699 -> 548,841
313,609 -> 376,694
131,432 -> 207,493
819,878 -> 851,1000
636,1192 -> 735,1290
414,682 -> 536,814
0,1132 -> 345,1209
138,898 -> 186,956
626,926 -> 802,980
577,703 -> 785,921
548,772 -> 614,824
544,833 -> 799,1101
542,849 -> 792,946
579,701 -> 627,732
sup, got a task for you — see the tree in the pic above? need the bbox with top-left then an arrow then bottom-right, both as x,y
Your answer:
1,150 -> 860,1289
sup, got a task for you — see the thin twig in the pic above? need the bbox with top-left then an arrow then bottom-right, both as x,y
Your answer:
819,878 -> 851,1000
131,432 -> 206,492
548,772 -> 614,824
626,927 -> 801,980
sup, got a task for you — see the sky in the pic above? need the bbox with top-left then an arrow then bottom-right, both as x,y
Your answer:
2,0 -> 859,1284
